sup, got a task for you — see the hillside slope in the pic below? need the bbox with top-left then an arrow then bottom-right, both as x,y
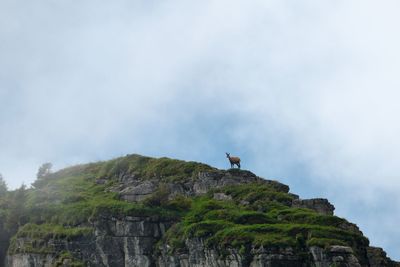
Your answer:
0,154 -> 398,267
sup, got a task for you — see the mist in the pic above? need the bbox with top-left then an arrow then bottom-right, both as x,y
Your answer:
1,0 -> 400,259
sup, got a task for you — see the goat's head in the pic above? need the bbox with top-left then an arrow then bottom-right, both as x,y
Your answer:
225,152 -> 230,158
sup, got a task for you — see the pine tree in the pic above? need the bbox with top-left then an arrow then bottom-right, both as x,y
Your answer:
36,162 -> 53,179
32,162 -> 53,188
0,174 -> 7,196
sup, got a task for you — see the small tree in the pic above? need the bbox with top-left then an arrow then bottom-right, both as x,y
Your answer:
0,174 -> 7,196
36,162 -> 53,179
32,163 -> 53,188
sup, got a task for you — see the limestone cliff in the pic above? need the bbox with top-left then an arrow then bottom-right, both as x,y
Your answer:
1,154 -> 398,267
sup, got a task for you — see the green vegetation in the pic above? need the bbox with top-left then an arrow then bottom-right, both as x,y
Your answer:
54,251 -> 85,267
14,223 -> 92,240
22,155 -> 211,226
0,173 -> 7,196
32,162 -> 53,188
8,223 -> 93,254
162,183 -> 369,259
94,154 -> 215,182
212,182 -> 294,209
33,154 -> 214,185
25,174 -> 177,226
0,155 -> 209,256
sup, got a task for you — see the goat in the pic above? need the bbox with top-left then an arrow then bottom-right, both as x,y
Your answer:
226,152 -> 241,169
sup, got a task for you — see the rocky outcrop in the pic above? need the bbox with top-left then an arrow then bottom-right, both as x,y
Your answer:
91,215 -> 173,266
113,169 -> 342,219
8,226 -> 398,267
112,169 -> 288,203
292,198 -> 335,215
310,246 -> 361,267
158,238 -> 307,267
6,215 -> 173,267
158,239 -> 367,267
367,247 -> 400,267
5,169 -> 399,267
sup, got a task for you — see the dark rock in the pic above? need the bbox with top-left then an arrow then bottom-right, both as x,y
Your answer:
367,247 -> 400,267
310,246 -> 361,267
292,198 -> 335,215
7,216 -> 174,267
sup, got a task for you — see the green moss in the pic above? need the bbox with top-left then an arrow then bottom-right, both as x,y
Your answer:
15,223 -> 92,240
164,190 -> 368,256
268,208 -> 349,227
54,251 -> 85,267
8,224 -> 93,254
161,223 -> 186,253
24,157 -> 194,226
212,182 -> 295,209
142,185 -> 170,207
95,154 -> 214,182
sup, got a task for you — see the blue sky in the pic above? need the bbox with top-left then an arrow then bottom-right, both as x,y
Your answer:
2,0 -> 400,260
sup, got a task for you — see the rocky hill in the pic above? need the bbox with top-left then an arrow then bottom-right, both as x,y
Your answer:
0,154 -> 398,267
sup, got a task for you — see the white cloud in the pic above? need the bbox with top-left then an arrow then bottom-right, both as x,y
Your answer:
1,0 -> 400,260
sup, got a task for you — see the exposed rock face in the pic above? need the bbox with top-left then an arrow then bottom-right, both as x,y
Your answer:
113,169 -> 288,203
6,254 -> 55,267
158,239 -> 369,267
310,246 -> 362,267
292,198 -> 335,215
119,180 -> 158,202
92,215 -> 172,266
5,169 -> 399,267
8,226 -> 398,267
7,216 -> 173,267
158,238 -> 311,267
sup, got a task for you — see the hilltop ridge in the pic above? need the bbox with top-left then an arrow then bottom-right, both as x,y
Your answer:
0,154 -> 398,266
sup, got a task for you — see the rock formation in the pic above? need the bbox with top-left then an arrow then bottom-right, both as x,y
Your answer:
1,154 -> 398,267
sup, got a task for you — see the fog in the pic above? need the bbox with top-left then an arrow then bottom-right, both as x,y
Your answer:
1,0 -> 400,259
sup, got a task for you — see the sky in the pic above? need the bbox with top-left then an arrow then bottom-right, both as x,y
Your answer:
1,0 -> 400,260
